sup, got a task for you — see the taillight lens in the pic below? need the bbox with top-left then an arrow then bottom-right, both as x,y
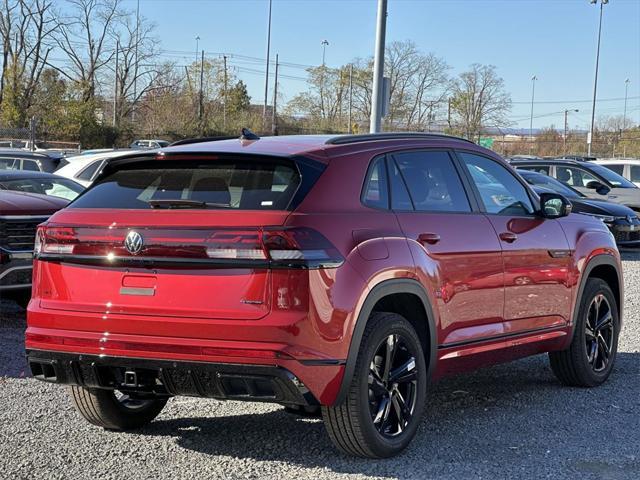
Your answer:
35,225 -> 343,269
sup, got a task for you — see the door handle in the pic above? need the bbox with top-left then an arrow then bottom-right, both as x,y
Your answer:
499,232 -> 518,243
418,233 -> 441,245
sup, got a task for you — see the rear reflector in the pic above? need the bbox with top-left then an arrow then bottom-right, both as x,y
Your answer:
34,225 -> 343,269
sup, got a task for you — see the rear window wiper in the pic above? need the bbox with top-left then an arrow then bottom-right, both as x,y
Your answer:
147,199 -> 232,209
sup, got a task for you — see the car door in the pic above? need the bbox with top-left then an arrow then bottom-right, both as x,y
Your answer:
388,150 -> 505,347
457,151 -> 571,328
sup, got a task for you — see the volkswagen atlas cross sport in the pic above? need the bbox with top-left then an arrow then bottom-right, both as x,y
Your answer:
26,132 -> 623,458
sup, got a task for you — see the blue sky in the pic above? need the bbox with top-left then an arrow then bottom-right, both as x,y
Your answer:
128,0 -> 640,129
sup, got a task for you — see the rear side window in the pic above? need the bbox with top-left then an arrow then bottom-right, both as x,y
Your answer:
70,159 -> 307,210
631,166 -> 640,183
517,164 -> 550,175
22,159 -> 40,171
362,157 -> 389,209
603,164 -> 624,176
392,151 -> 471,213
77,160 -> 103,181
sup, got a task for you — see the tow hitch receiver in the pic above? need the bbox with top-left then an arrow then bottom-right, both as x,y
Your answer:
123,370 -> 138,387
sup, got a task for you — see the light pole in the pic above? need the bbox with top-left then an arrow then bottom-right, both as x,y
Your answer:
564,109 -> 579,156
370,0 -> 387,133
529,75 -> 537,153
321,39 -> 329,67
623,78 -> 630,131
588,0 -> 609,157
195,35 -> 200,64
263,0 -> 273,131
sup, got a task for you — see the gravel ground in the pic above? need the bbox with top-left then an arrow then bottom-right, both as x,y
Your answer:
1,253 -> 639,480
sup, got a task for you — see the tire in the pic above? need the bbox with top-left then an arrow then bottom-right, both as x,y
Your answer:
549,278 -> 620,387
322,312 -> 427,458
69,386 -> 167,430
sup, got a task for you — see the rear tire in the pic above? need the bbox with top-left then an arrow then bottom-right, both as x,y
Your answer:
5,290 -> 30,309
322,312 -> 427,458
549,278 -> 619,387
69,386 -> 167,430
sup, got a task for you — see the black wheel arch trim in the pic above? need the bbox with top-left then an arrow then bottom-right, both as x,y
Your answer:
333,278 -> 437,405
571,253 -> 623,338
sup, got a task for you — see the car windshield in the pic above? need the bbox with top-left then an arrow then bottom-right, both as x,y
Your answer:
587,163 -> 637,188
0,177 -> 84,200
517,170 -> 583,199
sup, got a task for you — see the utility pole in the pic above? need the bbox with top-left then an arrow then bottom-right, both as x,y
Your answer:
272,54 -> 279,136
262,0 -> 273,131
564,109 -> 579,156
320,40 -> 329,120
623,78 -> 630,157
369,0 -> 387,133
199,49 -> 204,131
447,98 -> 452,129
529,75 -> 537,153
223,55 -> 228,131
348,63 -> 353,133
113,40 -> 119,127
588,0 -> 608,157
132,0 -> 140,122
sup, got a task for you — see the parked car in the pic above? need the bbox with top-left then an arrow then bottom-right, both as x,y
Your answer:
26,133 -> 622,458
0,170 -> 84,201
517,169 -> 640,247
0,149 -> 68,173
510,157 -> 640,210
1,190 -> 69,307
130,139 -> 170,149
593,158 -> 640,188
55,150 -> 141,187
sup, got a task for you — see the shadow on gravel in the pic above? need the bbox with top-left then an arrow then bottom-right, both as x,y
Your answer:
0,299 -> 29,379
621,249 -> 640,261
143,352 -> 640,477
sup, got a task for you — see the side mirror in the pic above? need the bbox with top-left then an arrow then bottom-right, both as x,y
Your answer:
539,192 -> 572,219
586,180 -> 610,195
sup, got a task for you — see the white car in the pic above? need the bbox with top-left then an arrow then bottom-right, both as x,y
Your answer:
55,150 -> 142,187
594,158 -> 640,188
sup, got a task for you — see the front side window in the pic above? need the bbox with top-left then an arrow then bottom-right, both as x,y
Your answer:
362,156 -> 389,209
555,166 -> 599,188
391,151 -> 471,213
459,152 -> 534,216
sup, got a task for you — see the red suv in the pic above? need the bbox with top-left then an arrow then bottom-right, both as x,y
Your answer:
26,133 -> 622,458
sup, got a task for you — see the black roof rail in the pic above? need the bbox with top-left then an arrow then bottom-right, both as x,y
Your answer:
169,136 -> 236,147
324,132 -> 474,146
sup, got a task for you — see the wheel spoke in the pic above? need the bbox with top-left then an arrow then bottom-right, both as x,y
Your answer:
382,335 -> 397,382
389,357 -> 417,384
597,333 -> 611,360
369,370 -> 387,396
391,390 -> 412,430
372,396 -> 390,425
585,326 -> 597,339
595,311 -> 613,332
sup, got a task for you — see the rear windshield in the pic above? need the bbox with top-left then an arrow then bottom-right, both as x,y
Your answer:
69,159 -> 308,210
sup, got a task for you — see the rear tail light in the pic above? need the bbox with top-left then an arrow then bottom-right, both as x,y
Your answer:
34,225 -> 343,269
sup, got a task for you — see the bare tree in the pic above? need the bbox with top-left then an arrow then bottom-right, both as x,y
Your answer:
51,0 -> 122,101
112,11 -> 165,125
0,0 -> 57,124
450,64 -> 511,140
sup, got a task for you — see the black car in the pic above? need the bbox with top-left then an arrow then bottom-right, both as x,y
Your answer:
518,169 -> 640,247
0,170 -> 84,201
0,149 -> 68,173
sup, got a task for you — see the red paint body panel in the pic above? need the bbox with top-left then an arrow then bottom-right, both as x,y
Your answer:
26,136 -> 623,406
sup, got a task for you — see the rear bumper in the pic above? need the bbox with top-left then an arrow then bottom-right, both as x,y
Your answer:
27,349 -> 319,406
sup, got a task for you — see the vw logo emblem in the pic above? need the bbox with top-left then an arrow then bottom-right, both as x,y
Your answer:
124,231 -> 144,255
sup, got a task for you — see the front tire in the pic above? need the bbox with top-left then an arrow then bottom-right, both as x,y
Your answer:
549,278 -> 620,387
322,312 -> 427,458
69,386 -> 167,430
